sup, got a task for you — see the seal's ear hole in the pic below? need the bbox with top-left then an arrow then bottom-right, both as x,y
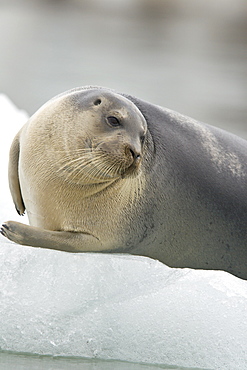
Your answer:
94,99 -> 101,106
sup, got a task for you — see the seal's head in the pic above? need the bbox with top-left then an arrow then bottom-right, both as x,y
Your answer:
48,88 -> 148,185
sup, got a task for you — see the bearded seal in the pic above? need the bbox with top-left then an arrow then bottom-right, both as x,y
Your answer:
1,86 -> 247,280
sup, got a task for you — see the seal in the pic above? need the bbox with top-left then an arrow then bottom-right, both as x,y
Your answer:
1,86 -> 247,280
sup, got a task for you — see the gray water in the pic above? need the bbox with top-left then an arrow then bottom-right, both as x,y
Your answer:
0,0 -> 246,369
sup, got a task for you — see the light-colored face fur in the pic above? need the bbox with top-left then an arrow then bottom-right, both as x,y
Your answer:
53,90 -> 148,187
17,89 -> 152,233
20,89 -> 151,215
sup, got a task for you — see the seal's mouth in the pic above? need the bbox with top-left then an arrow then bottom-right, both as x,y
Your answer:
118,155 -> 141,179
99,153 -> 141,180
91,140 -> 142,179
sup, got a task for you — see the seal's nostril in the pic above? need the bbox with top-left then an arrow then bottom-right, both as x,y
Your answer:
129,148 -> 141,161
129,148 -> 136,159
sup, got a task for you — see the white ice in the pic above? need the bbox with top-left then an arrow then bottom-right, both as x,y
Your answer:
0,95 -> 247,370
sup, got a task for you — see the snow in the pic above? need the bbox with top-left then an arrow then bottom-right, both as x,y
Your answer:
0,94 -> 247,369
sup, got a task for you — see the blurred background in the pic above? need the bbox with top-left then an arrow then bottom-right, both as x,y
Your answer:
0,0 -> 246,137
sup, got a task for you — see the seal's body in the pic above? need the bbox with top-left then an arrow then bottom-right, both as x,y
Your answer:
1,87 -> 247,279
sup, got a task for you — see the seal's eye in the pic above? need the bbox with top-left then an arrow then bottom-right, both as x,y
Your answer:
107,116 -> 121,127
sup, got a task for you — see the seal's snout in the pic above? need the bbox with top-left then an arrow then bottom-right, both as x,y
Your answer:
125,145 -> 142,171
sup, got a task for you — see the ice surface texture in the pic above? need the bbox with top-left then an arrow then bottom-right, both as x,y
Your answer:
0,95 -> 247,369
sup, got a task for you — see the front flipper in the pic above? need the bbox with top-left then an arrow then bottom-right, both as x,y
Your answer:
1,221 -> 103,252
8,132 -> 25,215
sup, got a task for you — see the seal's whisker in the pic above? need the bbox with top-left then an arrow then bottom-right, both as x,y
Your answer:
65,156 -> 119,183
66,159 -> 99,181
56,152 -> 92,165
56,156 -> 92,174
84,157 -> 119,179
56,157 -> 88,172
55,146 -> 131,185
89,156 -> 123,180
55,148 -> 92,154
